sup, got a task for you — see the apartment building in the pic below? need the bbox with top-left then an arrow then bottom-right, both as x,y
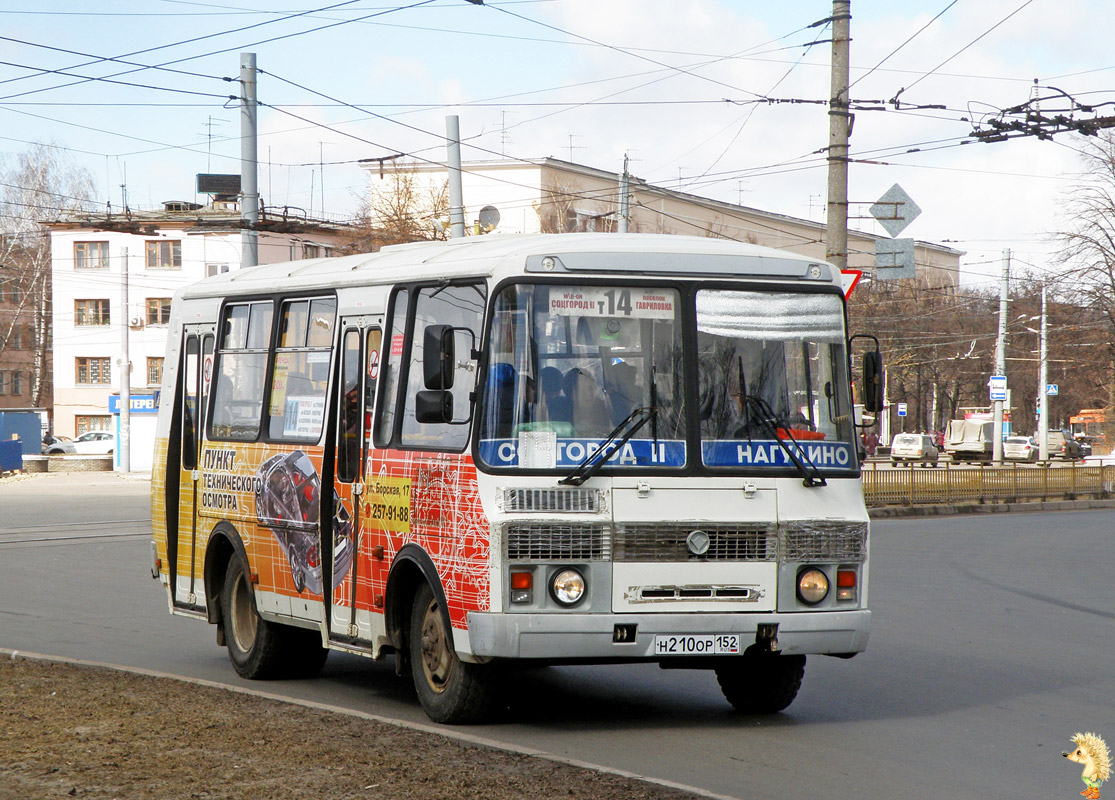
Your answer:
47,201 -> 349,470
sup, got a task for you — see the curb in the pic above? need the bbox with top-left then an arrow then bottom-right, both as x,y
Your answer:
868,497 -> 1115,518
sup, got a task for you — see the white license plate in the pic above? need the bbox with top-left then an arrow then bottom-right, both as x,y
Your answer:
653,634 -> 740,655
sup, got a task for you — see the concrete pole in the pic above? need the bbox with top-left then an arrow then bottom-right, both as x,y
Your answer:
618,153 -> 630,234
1039,282 -> 1049,460
446,116 -> 466,239
240,52 -> 259,268
824,0 -> 851,270
119,246 -> 130,473
992,248 -> 1009,464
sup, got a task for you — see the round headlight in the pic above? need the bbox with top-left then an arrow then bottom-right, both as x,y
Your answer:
797,568 -> 829,605
550,568 -> 586,606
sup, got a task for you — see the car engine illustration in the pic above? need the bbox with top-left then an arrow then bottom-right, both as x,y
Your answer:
255,450 -> 353,595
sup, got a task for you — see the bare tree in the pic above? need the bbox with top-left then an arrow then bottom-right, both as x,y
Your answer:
344,164 -> 449,251
0,143 -> 97,408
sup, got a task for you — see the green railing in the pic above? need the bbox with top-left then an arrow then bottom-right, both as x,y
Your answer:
862,462 -> 1115,507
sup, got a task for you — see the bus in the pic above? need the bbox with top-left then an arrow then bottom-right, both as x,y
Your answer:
150,233 -> 883,724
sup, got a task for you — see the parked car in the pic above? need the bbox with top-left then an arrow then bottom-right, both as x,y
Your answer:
1077,437 -> 1094,458
45,431 -> 114,455
1047,429 -> 1083,461
1003,435 -> 1040,462
40,434 -> 71,454
890,433 -> 939,467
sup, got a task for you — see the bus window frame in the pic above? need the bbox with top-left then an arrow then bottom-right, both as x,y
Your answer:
373,280 -> 486,453
471,276 -> 859,480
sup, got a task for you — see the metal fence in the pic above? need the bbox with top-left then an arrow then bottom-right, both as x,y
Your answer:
862,462 -> 1115,507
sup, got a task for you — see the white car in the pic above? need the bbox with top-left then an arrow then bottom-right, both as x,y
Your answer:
890,433 -> 939,467
46,431 -> 115,455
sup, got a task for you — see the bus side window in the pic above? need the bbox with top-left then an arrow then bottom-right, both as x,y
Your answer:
338,329 -> 362,483
374,289 -> 409,447
181,336 -> 200,469
400,283 -> 485,450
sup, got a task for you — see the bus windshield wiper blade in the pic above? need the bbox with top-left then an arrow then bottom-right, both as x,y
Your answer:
558,406 -> 656,486
739,394 -> 827,488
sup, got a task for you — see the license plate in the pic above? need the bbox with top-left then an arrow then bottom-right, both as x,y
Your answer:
653,634 -> 740,655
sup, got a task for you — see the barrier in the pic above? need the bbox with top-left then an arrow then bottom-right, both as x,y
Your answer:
863,461 -> 1113,507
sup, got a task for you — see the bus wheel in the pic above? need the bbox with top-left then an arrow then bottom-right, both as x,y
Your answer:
221,558 -> 284,679
408,582 -> 495,724
715,654 -> 806,714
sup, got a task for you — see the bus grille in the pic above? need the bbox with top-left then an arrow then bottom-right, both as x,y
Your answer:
780,522 -> 867,563
498,487 -> 603,513
504,524 -> 610,561
612,525 -> 778,562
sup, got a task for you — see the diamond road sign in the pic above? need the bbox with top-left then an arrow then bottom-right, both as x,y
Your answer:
870,183 -> 922,238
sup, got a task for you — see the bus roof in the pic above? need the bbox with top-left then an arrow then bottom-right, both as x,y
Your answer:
178,233 -> 836,301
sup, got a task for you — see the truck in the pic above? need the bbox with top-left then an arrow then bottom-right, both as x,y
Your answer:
944,419 -> 995,463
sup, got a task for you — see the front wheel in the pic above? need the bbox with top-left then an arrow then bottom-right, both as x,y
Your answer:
715,654 -> 806,714
409,582 -> 496,724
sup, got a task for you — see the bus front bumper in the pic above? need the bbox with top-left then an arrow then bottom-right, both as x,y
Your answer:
465,609 -> 870,661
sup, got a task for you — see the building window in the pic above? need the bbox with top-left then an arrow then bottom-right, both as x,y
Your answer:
76,357 -> 111,385
76,415 -> 113,435
147,357 -> 164,387
206,263 -> 229,277
75,299 -> 111,326
145,240 -> 182,269
75,241 -> 110,269
9,371 -> 20,396
146,298 -> 172,325
0,371 -> 8,395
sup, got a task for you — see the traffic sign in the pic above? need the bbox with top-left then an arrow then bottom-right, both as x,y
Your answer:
989,375 -> 1007,401
897,402 -> 907,417
1046,383 -> 1059,396
870,184 -> 922,237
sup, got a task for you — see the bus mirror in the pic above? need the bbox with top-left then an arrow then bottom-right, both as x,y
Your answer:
416,389 -> 454,424
423,324 -> 454,390
862,350 -> 884,413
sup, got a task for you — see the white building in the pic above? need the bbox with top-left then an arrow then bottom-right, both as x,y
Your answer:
47,201 -> 349,470
364,157 -> 962,287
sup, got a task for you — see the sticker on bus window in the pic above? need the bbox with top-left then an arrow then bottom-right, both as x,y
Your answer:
283,396 -> 325,438
702,439 -> 854,468
480,437 -> 686,468
391,335 -> 405,356
549,288 -> 675,320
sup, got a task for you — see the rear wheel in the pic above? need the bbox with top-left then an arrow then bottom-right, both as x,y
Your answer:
409,582 -> 496,724
715,654 -> 806,714
221,558 -> 328,680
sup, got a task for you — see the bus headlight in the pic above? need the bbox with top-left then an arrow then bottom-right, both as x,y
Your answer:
797,568 -> 829,605
550,568 -> 586,606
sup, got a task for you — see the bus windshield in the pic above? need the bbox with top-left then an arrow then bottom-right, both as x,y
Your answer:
476,283 -> 856,474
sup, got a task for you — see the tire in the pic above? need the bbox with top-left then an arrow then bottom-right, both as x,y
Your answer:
221,558 -> 328,680
409,582 -> 496,724
715,654 -> 806,714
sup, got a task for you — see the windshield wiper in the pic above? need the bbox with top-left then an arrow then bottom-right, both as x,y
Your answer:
737,393 -> 827,488
558,406 -> 656,486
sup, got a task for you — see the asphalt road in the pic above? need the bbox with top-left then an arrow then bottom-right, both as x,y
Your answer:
2,471 -> 1113,800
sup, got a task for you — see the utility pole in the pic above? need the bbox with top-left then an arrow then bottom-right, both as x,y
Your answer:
824,0 -> 851,269
1038,282 -> 1049,460
119,246 -> 130,473
446,115 -> 466,239
617,153 -> 630,233
993,248 -> 1010,464
240,52 -> 259,268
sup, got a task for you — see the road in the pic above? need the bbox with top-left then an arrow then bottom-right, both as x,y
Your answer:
2,471 -> 1112,800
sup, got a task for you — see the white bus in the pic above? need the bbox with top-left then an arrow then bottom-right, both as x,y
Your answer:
150,233 -> 883,723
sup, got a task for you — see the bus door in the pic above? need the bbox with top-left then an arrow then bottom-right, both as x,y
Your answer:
174,325 -> 214,610
329,320 -> 383,647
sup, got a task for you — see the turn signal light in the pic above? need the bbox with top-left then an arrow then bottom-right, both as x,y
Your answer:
510,571 -> 533,604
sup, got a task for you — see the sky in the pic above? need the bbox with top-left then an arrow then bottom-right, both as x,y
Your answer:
2,0 -> 1113,288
